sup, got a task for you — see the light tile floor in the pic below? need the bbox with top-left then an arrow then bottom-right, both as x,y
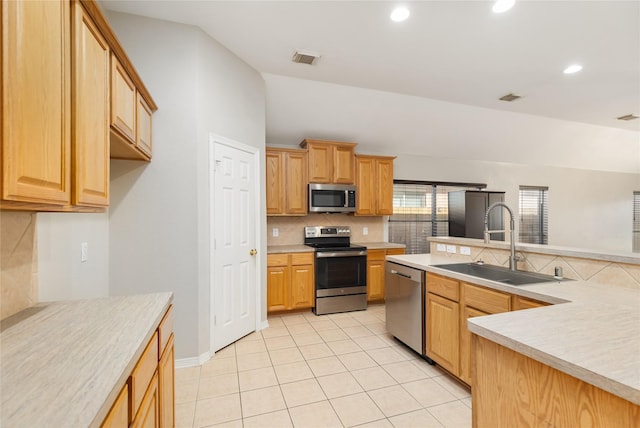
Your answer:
175,304 -> 472,428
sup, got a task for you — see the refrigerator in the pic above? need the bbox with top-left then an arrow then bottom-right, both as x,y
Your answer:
448,191 -> 505,241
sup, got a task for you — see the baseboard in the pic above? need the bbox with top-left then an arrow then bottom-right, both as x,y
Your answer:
259,320 -> 269,330
175,351 -> 211,369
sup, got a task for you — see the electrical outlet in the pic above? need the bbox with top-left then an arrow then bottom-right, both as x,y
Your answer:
363,227 -> 368,236
446,245 -> 457,254
272,228 -> 279,237
460,246 -> 471,256
436,243 -> 446,252
81,242 -> 88,262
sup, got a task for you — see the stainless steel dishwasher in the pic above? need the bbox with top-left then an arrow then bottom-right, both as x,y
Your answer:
385,261 -> 432,362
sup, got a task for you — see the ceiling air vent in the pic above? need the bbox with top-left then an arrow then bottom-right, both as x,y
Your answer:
292,50 -> 320,65
617,114 -> 639,121
499,93 -> 522,102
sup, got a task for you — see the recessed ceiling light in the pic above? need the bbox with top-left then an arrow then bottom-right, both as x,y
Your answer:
492,0 -> 515,13
390,7 -> 410,22
617,114 -> 639,121
563,64 -> 583,74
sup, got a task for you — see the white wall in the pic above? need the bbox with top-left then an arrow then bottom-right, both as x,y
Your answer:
37,213 -> 109,301
106,11 -> 265,360
394,156 -> 640,252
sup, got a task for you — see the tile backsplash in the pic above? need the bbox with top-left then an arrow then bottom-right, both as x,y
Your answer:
1,211 -> 38,319
267,215 -> 385,245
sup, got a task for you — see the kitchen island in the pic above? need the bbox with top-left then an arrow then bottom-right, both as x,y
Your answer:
387,253 -> 640,425
0,292 -> 173,427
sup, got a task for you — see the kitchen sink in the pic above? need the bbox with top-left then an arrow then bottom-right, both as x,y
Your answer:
432,262 -> 569,286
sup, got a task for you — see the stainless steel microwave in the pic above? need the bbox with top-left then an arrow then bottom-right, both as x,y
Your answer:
309,183 -> 357,213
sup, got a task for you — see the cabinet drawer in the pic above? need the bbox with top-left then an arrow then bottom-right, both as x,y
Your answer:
267,254 -> 289,267
158,305 -> 174,358
130,332 -> 158,419
427,273 -> 460,302
463,283 -> 510,313
368,250 -> 386,262
512,295 -> 549,311
291,252 -> 314,265
386,248 -> 406,256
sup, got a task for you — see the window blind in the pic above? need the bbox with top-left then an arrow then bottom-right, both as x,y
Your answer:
633,191 -> 640,253
519,186 -> 548,245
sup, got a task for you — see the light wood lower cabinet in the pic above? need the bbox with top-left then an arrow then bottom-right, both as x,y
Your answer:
267,252 -> 314,313
426,292 -> 460,376
100,305 -> 174,428
367,248 -> 406,302
472,335 -> 640,427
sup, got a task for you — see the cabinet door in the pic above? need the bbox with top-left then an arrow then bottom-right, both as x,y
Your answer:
355,157 -> 375,215
131,372 -> 159,428
307,143 -> 332,183
376,158 -> 394,215
111,54 -> 136,142
459,305 -> 488,385
512,296 -> 548,310
72,3 -> 110,206
290,264 -> 314,309
285,151 -> 307,215
367,260 -> 385,301
265,151 -> 284,215
2,0 -> 71,204
158,335 -> 174,428
101,384 -> 129,428
136,93 -> 153,158
332,144 -> 355,184
267,266 -> 288,312
426,293 -> 460,376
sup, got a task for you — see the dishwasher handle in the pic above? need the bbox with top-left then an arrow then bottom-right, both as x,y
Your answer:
390,269 -> 412,279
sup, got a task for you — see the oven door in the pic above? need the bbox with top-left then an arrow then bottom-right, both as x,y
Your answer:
315,250 -> 367,297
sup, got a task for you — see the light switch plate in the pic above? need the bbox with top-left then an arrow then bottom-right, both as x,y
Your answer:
460,246 -> 471,255
446,245 -> 457,254
436,244 -> 446,252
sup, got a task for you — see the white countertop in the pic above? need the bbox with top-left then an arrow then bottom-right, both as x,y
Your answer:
386,254 -> 640,405
0,292 -> 173,427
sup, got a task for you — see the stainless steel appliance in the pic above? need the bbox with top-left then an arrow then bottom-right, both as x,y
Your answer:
448,190 -> 505,240
308,184 -> 357,213
385,261 -> 433,362
304,226 -> 367,315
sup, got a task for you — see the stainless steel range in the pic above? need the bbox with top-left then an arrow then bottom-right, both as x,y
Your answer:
304,226 -> 367,315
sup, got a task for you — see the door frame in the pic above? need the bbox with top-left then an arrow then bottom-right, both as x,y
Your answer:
209,132 -> 263,354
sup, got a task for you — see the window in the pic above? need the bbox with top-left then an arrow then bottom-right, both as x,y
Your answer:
633,192 -> 640,253
389,181 -> 484,253
519,186 -> 548,245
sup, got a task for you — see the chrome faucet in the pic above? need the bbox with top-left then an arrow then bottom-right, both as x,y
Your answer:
484,202 -> 518,271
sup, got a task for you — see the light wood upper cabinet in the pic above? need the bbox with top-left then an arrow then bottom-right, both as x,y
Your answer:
1,0 -> 71,206
110,54 -> 136,142
265,148 -> 307,216
300,139 -> 357,184
136,93 -> 153,158
72,2 -> 110,207
355,155 -> 395,216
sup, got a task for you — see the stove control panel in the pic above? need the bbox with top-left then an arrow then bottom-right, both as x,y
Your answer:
305,226 -> 351,238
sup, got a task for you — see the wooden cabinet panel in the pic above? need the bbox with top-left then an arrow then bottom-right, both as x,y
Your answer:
267,266 -> 288,312
72,2 -> 109,206
459,305 -> 488,385
290,264 -> 314,309
285,151 -> 308,214
427,273 -> 460,301
267,253 -> 288,267
463,282 -> 511,313
131,372 -> 159,428
2,0 -> 71,205
157,305 -> 174,357
386,248 -> 406,256
512,295 -> 549,310
265,151 -> 284,214
367,260 -> 385,301
136,93 -> 153,158
306,142 -> 332,183
110,54 -> 136,142
332,144 -> 355,184
100,384 -> 128,428
290,252 -> 314,266
131,332 -> 159,419
376,158 -> 394,215
426,293 -> 460,376
355,157 -> 375,215
367,249 -> 386,262
158,335 -> 174,428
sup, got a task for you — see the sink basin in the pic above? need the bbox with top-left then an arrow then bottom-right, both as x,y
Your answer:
432,263 -> 569,286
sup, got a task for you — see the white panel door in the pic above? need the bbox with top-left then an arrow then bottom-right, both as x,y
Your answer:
211,137 -> 257,352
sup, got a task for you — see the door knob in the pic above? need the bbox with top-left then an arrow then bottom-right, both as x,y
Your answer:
249,248 -> 257,256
